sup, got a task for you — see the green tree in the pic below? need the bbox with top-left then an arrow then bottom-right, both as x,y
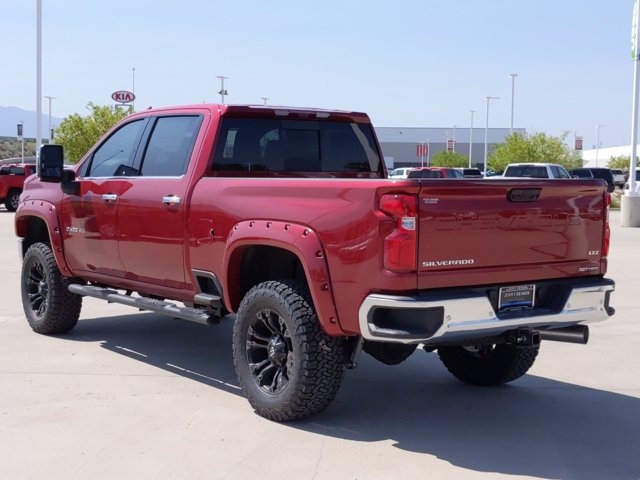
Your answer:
55,103 -> 131,163
488,132 -> 583,173
431,150 -> 468,167
607,155 -> 633,171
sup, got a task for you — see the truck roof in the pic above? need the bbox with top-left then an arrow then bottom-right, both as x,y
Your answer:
138,104 -> 371,123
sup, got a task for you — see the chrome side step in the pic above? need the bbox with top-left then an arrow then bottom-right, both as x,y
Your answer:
68,284 -> 220,325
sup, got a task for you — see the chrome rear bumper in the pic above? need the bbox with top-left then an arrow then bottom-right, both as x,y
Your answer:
358,279 -> 615,345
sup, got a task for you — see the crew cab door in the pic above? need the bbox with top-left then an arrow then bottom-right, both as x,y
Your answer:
60,118 -> 149,277
117,114 -> 204,289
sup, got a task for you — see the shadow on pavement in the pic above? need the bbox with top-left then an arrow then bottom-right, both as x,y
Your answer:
65,313 -> 640,480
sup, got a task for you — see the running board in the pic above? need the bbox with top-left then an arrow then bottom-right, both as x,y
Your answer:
68,284 -> 220,325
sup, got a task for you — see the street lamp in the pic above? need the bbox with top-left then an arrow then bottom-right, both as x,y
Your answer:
510,73 -> 518,135
469,110 -> 475,168
216,75 -> 229,104
261,97 -> 269,105
132,67 -> 136,110
484,96 -> 499,173
595,124 -> 604,167
44,95 -> 55,142
36,0 -> 42,158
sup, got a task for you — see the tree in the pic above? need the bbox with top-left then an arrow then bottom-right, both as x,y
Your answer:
608,155 -> 633,171
431,150 -> 468,167
488,132 -> 583,173
55,103 -> 131,163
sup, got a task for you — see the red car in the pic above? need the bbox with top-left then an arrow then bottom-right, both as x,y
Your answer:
407,166 -> 465,179
0,163 -> 36,212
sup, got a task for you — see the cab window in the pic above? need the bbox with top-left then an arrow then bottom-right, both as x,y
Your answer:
86,119 -> 146,177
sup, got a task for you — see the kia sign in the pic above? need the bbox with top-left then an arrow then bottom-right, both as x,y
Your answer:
111,90 -> 136,103
416,144 -> 429,157
575,136 -> 583,151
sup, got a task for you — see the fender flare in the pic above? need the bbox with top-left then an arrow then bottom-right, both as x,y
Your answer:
223,220 -> 345,336
15,201 -> 73,276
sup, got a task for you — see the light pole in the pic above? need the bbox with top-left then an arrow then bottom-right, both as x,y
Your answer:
216,75 -> 229,104
36,0 -> 42,159
261,97 -> 269,105
452,124 -> 457,153
484,96 -> 499,173
595,124 -> 604,167
510,73 -> 518,135
44,95 -> 55,142
469,110 -> 475,168
132,67 -> 136,110
426,139 -> 431,166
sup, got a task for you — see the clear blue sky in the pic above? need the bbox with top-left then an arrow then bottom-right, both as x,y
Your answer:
0,1 -> 634,147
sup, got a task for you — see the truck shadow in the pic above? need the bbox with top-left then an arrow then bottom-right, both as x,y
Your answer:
66,313 -> 639,480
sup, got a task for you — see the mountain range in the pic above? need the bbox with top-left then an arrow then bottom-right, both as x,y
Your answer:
0,106 -> 63,139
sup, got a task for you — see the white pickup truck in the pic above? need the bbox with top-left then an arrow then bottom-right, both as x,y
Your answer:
502,163 -> 572,179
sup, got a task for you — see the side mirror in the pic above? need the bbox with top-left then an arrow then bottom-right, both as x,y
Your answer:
61,169 -> 80,196
39,144 -> 64,182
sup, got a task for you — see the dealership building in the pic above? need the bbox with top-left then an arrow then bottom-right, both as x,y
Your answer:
375,126 -> 526,170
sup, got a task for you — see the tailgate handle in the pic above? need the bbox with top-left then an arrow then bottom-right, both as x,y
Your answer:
507,188 -> 541,203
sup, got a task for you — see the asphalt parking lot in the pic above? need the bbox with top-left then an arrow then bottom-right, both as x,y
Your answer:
1,209 -> 639,480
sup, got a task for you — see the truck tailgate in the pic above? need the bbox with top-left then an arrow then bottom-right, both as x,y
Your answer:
417,179 -> 608,289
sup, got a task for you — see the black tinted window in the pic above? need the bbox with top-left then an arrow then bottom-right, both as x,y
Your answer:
571,169 -> 591,178
88,120 -> 146,177
8,166 -> 25,175
212,118 -> 381,174
140,116 -> 202,176
591,169 -> 613,181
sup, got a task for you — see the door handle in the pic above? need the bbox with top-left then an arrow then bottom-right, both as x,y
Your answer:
102,194 -> 118,202
162,195 -> 181,206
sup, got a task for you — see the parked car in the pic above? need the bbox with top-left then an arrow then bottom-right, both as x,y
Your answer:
503,163 -> 572,179
407,167 -> 465,179
0,163 -> 36,211
389,167 -> 413,179
610,169 -> 626,188
624,169 -> 640,189
569,168 -> 615,192
456,168 -> 483,178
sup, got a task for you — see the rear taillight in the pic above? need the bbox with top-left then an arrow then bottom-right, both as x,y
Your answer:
379,194 -> 417,272
603,191 -> 611,257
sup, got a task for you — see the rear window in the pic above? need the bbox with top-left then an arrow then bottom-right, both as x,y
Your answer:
505,165 -> 548,178
212,117 -> 381,175
408,169 -> 443,178
611,169 -> 624,175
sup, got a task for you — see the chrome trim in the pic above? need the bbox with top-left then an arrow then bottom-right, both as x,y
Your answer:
162,195 -> 181,206
17,238 -> 24,262
358,283 -> 615,345
101,193 -> 118,202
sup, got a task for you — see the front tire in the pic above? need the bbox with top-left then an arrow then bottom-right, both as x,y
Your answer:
233,280 -> 345,421
21,242 -> 82,334
438,343 -> 539,386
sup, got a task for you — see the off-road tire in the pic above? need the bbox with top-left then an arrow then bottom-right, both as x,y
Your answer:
233,280 -> 345,421
438,343 -> 539,386
5,189 -> 21,212
21,242 -> 82,334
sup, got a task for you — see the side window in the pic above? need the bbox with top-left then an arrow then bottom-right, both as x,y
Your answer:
140,116 -> 202,177
88,120 -> 146,177
556,167 -> 571,179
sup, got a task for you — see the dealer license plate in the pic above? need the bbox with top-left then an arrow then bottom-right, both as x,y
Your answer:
498,284 -> 535,311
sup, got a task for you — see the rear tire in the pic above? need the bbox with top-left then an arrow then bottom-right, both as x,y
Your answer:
438,343 -> 539,386
233,280 -> 345,421
5,190 -> 20,212
21,242 -> 82,334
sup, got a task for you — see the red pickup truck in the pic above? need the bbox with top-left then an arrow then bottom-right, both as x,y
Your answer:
1,163 -> 35,211
15,104 -> 615,421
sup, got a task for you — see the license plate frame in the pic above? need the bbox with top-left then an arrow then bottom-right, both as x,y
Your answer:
498,284 -> 536,312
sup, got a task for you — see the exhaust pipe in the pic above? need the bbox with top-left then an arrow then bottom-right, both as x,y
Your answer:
536,325 -> 589,345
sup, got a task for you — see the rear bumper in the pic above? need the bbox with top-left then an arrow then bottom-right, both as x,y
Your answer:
358,278 -> 615,345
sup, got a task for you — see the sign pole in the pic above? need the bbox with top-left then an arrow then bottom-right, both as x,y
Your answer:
622,0 -> 640,226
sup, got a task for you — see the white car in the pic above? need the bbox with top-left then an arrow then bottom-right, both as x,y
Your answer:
502,163 -> 572,179
389,167 -> 413,179
611,169 -> 625,188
